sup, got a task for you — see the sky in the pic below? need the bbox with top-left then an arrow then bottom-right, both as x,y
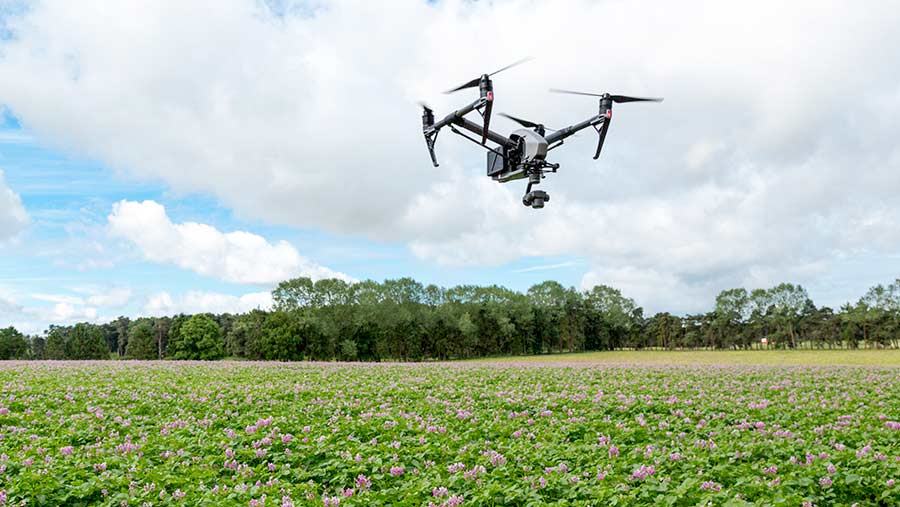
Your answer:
1,0 -> 900,334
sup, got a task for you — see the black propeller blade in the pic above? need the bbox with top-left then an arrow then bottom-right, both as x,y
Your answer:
445,77 -> 481,94
444,57 -> 534,94
499,112 -> 541,129
488,57 -> 534,77
549,89 -> 664,103
499,112 -> 566,138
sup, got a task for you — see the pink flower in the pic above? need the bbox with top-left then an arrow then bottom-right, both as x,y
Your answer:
390,466 -> 404,476
355,474 -> 371,490
60,446 -> 74,456
820,476 -> 833,487
700,481 -> 722,492
631,465 -> 655,481
447,463 -> 466,473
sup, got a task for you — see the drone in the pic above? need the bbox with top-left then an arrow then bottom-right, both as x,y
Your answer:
420,59 -> 662,208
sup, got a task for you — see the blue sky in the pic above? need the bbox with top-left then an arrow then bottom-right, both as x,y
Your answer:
2,0 -> 900,333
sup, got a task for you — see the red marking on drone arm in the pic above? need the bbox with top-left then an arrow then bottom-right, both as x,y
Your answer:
487,91 -> 494,101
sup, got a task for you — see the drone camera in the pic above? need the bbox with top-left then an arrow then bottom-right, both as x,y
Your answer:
523,190 -> 550,209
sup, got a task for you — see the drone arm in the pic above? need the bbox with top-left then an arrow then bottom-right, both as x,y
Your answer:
544,115 -> 603,146
450,116 -> 514,148
432,97 -> 487,130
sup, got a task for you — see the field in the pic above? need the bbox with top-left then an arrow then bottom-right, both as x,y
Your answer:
1,360 -> 899,506
475,349 -> 900,367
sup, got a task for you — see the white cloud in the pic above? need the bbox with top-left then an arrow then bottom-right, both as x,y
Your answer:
512,261 -> 579,274
86,287 -> 132,308
0,291 -> 104,335
0,169 -> 27,241
30,286 -> 132,309
2,1 -> 900,311
108,200 -> 351,284
144,290 -> 273,317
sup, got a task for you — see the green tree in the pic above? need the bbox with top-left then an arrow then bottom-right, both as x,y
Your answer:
0,327 -> 30,359
768,283 -> 814,349
114,316 -> 130,357
44,325 -> 69,359
714,288 -> 750,349
30,336 -> 46,360
174,314 -> 225,360
125,319 -> 158,359
68,323 -> 108,360
227,309 -> 267,358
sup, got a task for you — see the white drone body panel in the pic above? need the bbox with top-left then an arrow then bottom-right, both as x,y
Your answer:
512,129 -> 549,162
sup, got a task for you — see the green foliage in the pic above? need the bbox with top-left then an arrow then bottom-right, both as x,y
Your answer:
0,326 -> 30,359
44,325 -> 69,359
14,277 -> 900,364
67,323 -> 109,360
171,314 -> 225,360
125,319 -> 158,359
29,336 -> 46,360
1,362 -> 898,506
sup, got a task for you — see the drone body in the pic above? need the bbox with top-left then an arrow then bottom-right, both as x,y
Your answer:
420,60 -> 662,208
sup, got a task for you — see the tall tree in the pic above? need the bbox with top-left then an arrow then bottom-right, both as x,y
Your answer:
175,314 -> 225,360
44,325 -> 69,359
0,327 -> 29,359
67,323 -> 108,360
126,319 -> 158,359
114,316 -> 131,357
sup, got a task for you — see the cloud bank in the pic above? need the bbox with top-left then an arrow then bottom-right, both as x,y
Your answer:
108,200 -> 351,284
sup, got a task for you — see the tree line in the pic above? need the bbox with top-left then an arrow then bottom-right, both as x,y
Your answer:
1,277 -> 899,361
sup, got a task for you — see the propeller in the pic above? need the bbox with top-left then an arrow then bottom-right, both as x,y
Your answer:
499,112 -> 543,130
444,57 -> 534,94
549,89 -> 663,103
499,112 -> 560,137
550,89 -> 661,159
